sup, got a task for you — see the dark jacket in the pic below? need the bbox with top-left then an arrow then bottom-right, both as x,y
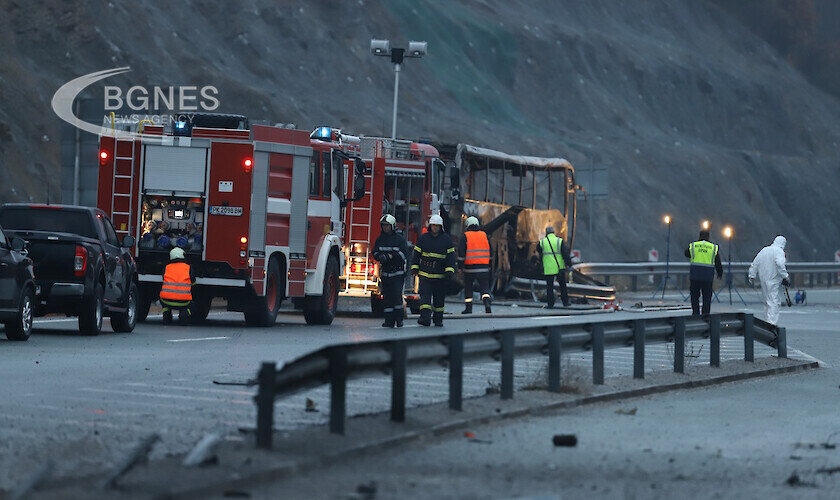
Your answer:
372,230 -> 409,278
411,230 -> 456,280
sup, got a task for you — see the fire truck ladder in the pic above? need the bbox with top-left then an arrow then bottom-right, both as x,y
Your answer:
345,171 -> 375,295
110,138 -> 137,240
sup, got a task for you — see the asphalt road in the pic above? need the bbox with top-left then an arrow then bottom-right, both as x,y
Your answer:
239,291 -> 840,500
2,289 -> 837,498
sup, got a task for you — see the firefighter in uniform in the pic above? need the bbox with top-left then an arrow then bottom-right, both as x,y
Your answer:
372,214 -> 409,328
458,216 -> 492,314
411,214 -> 456,327
684,230 -> 723,315
160,247 -> 194,325
538,226 -> 572,308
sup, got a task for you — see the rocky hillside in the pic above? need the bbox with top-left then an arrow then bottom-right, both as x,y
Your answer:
1,0 -> 839,262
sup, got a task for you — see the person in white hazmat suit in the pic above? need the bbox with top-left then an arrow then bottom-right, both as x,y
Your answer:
747,235 -> 791,326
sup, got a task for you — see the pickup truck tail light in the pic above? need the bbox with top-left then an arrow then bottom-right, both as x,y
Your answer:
74,245 -> 88,277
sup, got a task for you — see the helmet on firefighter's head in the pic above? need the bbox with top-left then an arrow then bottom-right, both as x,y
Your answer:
428,214 -> 444,227
170,247 -> 185,260
465,216 -> 480,229
380,213 -> 397,230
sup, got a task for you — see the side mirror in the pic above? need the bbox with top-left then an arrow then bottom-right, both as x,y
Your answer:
10,237 -> 26,252
122,235 -> 136,248
352,157 -> 366,201
449,162 -> 460,201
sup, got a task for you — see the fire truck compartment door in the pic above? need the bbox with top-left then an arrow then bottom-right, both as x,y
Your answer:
143,145 -> 208,193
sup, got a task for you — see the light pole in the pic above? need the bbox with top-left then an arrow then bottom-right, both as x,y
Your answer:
652,215 -> 677,300
371,39 -> 427,139
717,225 -> 747,306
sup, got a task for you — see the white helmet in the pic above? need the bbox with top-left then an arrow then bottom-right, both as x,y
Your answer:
380,213 -> 397,229
428,214 -> 444,227
169,247 -> 185,260
465,216 -> 480,229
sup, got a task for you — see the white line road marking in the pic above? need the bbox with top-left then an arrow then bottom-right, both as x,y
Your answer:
167,337 -> 230,342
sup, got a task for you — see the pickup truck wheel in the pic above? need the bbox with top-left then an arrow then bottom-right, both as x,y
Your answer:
5,286 -> 34,341
79,282 -> 104,336
111,282 -> 138,333
137,284 -> 153,322
245,258 -> 282,327
303,255 -> 339,325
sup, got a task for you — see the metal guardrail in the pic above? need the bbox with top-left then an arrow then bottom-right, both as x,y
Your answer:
572,261 -> 840,288
254,312 -> 784,449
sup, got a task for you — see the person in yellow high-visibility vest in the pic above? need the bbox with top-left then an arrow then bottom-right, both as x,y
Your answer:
160,247 -> 195,325
684,230 -> 723,315
538,226 -> 572,308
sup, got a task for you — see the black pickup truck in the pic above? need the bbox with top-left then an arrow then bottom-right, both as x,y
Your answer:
0,204 -> 138,335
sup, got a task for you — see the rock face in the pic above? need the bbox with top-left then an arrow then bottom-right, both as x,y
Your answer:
1,0 -> 838,261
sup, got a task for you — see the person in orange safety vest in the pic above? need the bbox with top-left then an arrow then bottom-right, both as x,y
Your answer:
457,216 -> 492,314
160,246 -> 194,325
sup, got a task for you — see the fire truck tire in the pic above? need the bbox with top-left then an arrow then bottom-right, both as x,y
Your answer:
304,255 -> 339,325
111,282 -> 138,333
245,258 -> 282,327
79,281 -> 104,336
191,292 -> 212,323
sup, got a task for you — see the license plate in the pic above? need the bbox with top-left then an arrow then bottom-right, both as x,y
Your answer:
209,206 -> 243,216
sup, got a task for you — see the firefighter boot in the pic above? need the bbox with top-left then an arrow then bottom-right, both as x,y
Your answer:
417,309 -> 431,326
483,296 -> 492,314
162,308 -> 173,325
382,311 -> 395,328
461,302 -> 472,314
433,311 -> 444,327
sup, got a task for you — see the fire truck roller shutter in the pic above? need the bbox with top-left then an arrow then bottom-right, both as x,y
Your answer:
143,145 -> 208,193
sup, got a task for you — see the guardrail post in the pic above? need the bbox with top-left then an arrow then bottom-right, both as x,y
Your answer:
777,327 -> 788,358
329,350 -> 348,435
674,317 -> 685,374
548,327 -> 562,392
449,337 -> 464,411
592,324 -> 605,385
743,313 -> 754,362
255,362 -> 276,449
709,315 -> 720,367
501,332 -> 514,399
391,342 -> 407,422
633,320 -> 645,379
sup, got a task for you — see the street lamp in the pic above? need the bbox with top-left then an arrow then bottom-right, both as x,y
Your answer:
652,215 -> 680,300
701,220 -> 711,231
718,225 -> 746,306
371,39 -> 427,139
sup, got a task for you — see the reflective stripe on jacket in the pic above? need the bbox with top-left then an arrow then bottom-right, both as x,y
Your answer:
160,261 -> 193,302
540,234 -> 565,275
412,231 -> 456,279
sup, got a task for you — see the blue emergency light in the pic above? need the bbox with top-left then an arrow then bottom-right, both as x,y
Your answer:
173,119 -> 192,137
311,126 -> 333,141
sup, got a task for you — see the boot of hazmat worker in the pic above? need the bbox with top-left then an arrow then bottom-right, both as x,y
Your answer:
458,216 -> 493,314
538,226 -> 572,308
684,230 -> 724,315
411,214 -> 456,327
372,214 -> 409,328
748,235 -> 790,327
160,247 -> 194,325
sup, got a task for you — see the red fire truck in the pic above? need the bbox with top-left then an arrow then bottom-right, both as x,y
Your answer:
312,128 -> 445,314
96,114 -> 365,326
